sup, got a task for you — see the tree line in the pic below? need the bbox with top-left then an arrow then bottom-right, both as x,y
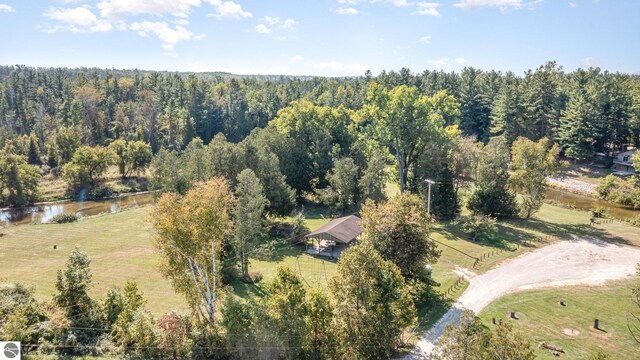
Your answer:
1,62 -> 639,161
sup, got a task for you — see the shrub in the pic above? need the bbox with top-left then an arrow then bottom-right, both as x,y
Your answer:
291,211 -> 309,236
50,213 -> 80,224
247,271 -> 263,284
88,185 -> 113,199
455,214 -> 497,242
591,207 -> 606,219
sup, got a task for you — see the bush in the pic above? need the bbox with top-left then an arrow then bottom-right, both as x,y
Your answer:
455,214 -> 497,242
591,207 -> 607,219
50,213 -> 80,224
290,211 -> 309,236
88,185 -> 113,199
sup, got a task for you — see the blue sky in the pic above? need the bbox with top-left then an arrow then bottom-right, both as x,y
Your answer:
0,0 -> 637,76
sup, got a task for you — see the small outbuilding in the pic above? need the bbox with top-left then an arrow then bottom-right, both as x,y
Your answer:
612,149 -> 637,174
304,215 -> 362,259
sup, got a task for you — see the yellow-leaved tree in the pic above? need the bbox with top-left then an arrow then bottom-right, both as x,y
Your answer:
150,178 -> 235,324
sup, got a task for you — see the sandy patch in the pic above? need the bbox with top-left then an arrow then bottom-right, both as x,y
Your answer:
562,328 -> 580,336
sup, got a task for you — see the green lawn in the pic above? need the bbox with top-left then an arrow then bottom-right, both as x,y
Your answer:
0,207 -> 184,316
3,187 -> 640,336
479,279 -> 640,359
0,204 -> 335,316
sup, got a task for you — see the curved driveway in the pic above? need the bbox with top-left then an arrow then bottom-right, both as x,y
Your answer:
405,238 -> 640,359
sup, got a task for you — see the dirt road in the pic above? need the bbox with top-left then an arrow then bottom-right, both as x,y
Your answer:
405,238 -> 640,359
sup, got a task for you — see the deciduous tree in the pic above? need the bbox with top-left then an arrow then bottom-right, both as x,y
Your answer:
330,245 -> 416,359
510,137 -> 563,218
150,178 -> 235,324
360,194 -> 439,280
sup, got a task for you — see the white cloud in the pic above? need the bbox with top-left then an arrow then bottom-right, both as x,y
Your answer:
418,35 -> 432,44
453,0 -> 523,9
206,0 -> 252,19
427,57 -> 468,69
188,61 -> 209,72
281,18 -> 296,29
263,16 -> 280,25
312,61 -> 369,74
98,0 -> 201,19
339,1 -> 441,15
427,58 -> 451,69
253,23 -> 271,35
130,21 -> 204,50
254,16 -> 297,36
582,57 -> 600,68
335,7 -> 359,15
43,6 -> 112,33
569,2 -> 577,8
0,4 -> 15,13
414,2 -> 440,16
290,55 -> 304,63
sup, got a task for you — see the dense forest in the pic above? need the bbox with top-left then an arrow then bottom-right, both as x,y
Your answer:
2,62 -> 639,154
2,63 -> 640,359
0,62 -> 639,209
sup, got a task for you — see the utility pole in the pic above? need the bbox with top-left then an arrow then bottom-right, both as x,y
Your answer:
424,179 -> 436,216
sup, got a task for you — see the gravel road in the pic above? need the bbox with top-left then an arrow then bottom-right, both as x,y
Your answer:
405,238 -> 640,359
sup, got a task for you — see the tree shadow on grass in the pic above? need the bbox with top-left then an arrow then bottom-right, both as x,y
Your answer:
231,280 -> 267,299
509,217 -> 634,247
252,243 -> 306,263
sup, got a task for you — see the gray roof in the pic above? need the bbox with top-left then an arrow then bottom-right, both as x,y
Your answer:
304,215 -> 362,244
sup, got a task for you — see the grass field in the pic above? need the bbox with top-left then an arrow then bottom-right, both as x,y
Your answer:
479,279 -> 640,359
0,206 -> 184,316
2,185 -> 640,346
0,204 -> 336,316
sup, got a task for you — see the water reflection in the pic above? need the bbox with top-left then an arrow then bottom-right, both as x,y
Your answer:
0,192 -> 155,226
546,188 -> 640,221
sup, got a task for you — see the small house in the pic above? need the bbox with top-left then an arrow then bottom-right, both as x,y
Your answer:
304,215 -> 361,259
612,149 -> 637,174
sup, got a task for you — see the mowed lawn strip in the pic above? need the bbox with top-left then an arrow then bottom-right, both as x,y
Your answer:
479,279 -> 640,359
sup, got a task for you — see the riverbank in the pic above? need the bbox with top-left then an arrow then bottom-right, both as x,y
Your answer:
0,191 -> 156,226
38,166 -> 150,202
547,176 -> 598,196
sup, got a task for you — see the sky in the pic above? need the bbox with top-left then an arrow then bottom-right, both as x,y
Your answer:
0,0 -> 638,76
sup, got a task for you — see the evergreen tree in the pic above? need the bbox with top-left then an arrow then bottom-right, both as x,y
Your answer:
459,67 -> 491,141
490,73 -> 525,143
522,62 -> 562,140
27,135 -> 41,165
556,70 -> 598,160
233,169 -> 269,281
467,137 -> 518,218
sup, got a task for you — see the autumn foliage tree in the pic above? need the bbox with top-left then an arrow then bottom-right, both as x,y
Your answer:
150,178 -> 235,324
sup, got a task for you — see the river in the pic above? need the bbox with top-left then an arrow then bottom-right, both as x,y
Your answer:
0,192 -> 155,226
545,187 -> 640,221
0,188 -> 638,227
